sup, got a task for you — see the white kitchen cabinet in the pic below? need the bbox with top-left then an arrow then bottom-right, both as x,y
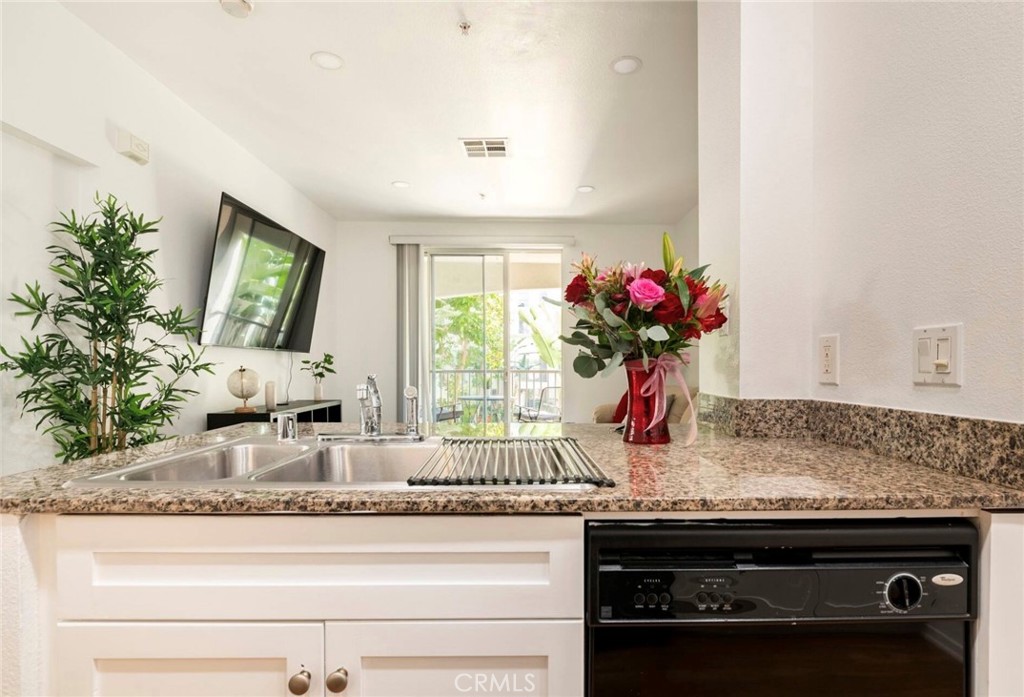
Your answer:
55,619 -> 582,697
55,622 -> 324,697
51,515 -> 585,697
324,620 -> 583,696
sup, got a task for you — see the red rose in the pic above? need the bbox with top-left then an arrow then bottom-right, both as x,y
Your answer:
700,308 -> 728,333
652,293 -> 685,324
640,268 -> 668,286
564,274 -> 590,305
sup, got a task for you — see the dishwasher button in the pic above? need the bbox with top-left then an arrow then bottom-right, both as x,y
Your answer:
646,593 -> 659,606
659,592 -> 672,605
696,592 -> 709,605
633,593 -> 646,605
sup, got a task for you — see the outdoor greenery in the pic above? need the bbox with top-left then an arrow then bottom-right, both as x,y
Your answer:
0,194 -> 215,462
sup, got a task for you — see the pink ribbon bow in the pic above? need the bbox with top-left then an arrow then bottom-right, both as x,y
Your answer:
639,352 -> 698,446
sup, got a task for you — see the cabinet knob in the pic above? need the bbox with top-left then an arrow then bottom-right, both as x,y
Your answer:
326,667 -> 349,693
287,669 -> 312,695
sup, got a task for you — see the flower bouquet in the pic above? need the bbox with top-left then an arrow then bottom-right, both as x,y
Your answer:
559,233 -> 727,445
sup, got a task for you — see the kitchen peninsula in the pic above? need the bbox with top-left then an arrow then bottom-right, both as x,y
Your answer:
2,422 -> 1022,696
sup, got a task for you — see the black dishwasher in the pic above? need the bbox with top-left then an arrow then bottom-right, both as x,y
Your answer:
587,519 -> 978,697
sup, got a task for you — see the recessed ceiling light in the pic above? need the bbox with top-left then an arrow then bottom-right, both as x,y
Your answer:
310,51 -> 344,70
391,181 -> 410,189
220,0 -> 253,19
577,185 -> 596,193
610,56 -> 643,75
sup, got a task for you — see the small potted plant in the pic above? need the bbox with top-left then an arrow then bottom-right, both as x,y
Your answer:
301,353 -> 335,401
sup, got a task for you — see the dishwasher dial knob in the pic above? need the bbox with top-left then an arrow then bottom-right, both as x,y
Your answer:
884,573 -> 924,612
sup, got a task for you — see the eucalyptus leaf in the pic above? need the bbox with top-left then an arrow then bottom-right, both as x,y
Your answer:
647,325 -> 670,342
573,354 -> 600,378
600,351 -> 624,377
601,308 -> 627,328
638,327 -> 648,342
594,292 -> 608,313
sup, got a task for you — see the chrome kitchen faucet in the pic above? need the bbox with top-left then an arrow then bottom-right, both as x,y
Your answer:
358,375 -> 383,437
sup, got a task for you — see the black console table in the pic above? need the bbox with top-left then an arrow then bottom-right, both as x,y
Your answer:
206,399 -> 342,430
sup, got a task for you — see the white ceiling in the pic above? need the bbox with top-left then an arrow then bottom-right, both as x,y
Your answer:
63,1 -> 698,223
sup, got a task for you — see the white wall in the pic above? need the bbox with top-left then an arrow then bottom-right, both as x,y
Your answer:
696,1 -> 742,398
810,1 -> 1023,422
1,2 -> 339,474
334,221 -> 694,424
674,204 -> 700,390
738,2 -> 814,399
698,1 -> 1023,423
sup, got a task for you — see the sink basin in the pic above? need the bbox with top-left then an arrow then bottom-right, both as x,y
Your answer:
118,443 -> 312,481
67,438 -> 312,486
252,441 -> 439,484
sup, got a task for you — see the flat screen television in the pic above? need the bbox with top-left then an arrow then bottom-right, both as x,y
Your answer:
199,193 -> 325,352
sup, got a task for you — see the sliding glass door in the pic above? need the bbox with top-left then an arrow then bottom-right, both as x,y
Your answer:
428,251 -> 562,429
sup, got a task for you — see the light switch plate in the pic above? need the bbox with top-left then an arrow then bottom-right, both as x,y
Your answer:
912,324 -> 962,386
818,334 -> 839,385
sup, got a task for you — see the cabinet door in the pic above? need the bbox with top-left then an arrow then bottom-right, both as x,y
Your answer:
56,622 -> 324,697
324,620 -> 583,697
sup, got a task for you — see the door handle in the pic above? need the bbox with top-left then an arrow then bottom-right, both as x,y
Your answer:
326,667 -> 349,693
287,669 -> 311,695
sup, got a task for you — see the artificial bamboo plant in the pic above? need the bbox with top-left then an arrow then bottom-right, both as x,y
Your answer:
0,194 -> 215,462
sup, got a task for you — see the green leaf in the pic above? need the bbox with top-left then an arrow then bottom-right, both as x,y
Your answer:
543,296 -> 565,308
594,292 -> 608,313
688,264 -> 710,281
601,308 -> 627,328
600,351 -> 624,377
647,325 -> 670,341
573,353 -> 600,378
676,278 -> 691,312
638,327 -> 648,342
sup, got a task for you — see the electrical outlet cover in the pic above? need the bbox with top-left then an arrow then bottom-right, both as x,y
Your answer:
818,334 -> 839,385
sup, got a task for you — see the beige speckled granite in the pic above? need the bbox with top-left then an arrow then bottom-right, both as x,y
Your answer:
698,394 -> 1024,490
2,422 -> 1022,514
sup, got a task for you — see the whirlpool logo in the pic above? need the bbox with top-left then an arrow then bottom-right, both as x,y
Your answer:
454,672 -> 537,693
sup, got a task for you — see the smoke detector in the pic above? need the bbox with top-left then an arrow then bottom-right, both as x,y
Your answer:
220,0 -> 253,19
460,138 -> 508,158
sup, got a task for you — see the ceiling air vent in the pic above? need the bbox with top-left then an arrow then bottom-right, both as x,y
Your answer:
460,138 -> 508,158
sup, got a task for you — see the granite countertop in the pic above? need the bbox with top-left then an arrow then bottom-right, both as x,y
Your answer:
2,422 -> 1023,515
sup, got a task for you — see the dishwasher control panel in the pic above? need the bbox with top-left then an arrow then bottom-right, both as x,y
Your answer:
597,563 -> 971,622
587,519 -> 977,626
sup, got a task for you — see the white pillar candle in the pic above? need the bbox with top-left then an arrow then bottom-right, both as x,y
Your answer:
265,381 -> 277,411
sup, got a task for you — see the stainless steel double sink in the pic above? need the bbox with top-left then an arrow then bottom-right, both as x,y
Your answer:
65,436 -> 443,489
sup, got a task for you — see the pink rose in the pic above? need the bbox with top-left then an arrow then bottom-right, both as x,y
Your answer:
628,277 -> 665,310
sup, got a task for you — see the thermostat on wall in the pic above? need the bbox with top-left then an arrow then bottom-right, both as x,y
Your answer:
115,129 -> 150,165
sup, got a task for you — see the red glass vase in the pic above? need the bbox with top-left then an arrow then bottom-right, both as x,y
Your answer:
622,359 -> 671,445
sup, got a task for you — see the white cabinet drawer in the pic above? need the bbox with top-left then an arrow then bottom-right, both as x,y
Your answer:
55,515 -> 583,620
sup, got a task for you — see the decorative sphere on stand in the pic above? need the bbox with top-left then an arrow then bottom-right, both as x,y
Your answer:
227,366 -> 261,413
